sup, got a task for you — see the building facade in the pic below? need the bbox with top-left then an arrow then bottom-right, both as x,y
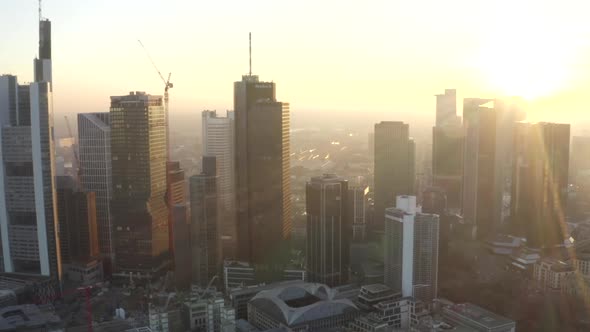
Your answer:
349,185 -> 369,242
110,91 -> 169,279
234,75 -> 291,265
202,110 -> 236,258
373,121 -> 415,231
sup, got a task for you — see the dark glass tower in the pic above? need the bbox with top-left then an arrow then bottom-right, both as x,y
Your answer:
234,75 -> 291,265
110,91 -> 169,279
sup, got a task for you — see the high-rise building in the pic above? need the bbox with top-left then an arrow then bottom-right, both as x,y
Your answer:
190,156 -> 221,287
511,122 -> 570,248
56,176 -> 99,264
435,89 -> 460,127
78,112 -> 113,270
384,196 -> 439,304
305,174 -> 350,286
462,98 -> 496,239
110,91 -> 169,279
0,15 -> 60,277
234,74 -> 291,265
349,185 -> 369,242
167,161 -> 185,263
432,125 -> 463,210
172,203 -> 191,290
202,110 -> 235,258
373,121 -> 415,231
570,136 -> 590,185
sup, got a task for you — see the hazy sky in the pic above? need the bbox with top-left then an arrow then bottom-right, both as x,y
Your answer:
2,0 -> 590,126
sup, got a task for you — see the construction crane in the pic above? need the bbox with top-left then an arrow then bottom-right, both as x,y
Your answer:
64,115 -> 81,184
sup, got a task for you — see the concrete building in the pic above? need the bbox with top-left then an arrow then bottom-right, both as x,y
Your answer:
357,284 -> 398,310
202,110 -> 236,258
110,91 -> 169,280
78,112 -> 113,271
234,74 -> 291,266
384,196 -> 439,304
533,258 -> 574,291
190,156 -> 221,287
442,303 -> 516,332
306,174 -> 350,286
247,282 -> 359,331
373,121 -> 415,232
224,260 -> 256,292
182,287 -> 235,332
511,122 -> 570,248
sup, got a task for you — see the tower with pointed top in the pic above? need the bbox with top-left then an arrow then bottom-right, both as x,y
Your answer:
234,34 -> 291,266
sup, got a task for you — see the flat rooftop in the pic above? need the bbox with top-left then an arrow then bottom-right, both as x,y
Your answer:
445,303 -> 515,329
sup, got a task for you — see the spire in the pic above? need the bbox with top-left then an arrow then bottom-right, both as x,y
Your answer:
249,32 -> 252,76
39,0 -> 41,21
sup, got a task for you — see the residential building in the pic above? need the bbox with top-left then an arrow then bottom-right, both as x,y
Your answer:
442,303 -> 516,332
533,258 -> 574,291
373,121 -> 415,231
384,196 -> 439,304
190,156 -> 221,287
247,282 -> 359,331
78,112 -> 113,271
202,110 -> 236,258
110,91 -> 169,280
511,122 -> 570,248
306,174 -> 350,286
234,74 -> 291,265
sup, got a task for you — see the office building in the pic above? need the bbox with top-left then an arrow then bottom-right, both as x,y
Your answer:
78,112 -> 113,270
442,303 -> 516,332
247,282 -> 359,331
570,136 -> 590,184
349,185 -> 369,242
373,121 -> 415,231
234,74 -> 291,265
202,110 -> 236,258
384,196 -> 439,304
306,174 -> 350,286
190,156 -> 221,287
511,122 -> 569,248
167,161 -> 186,262
0,15 -> 60,277
182,287 -> 235,332
435,89 -> 460,127
110,91 -> 169,279
432,125 -> 463,210
173,204 -> 191,290
461,98 -> 497,239
56,176 -> 99,264
223,260 -> 256,291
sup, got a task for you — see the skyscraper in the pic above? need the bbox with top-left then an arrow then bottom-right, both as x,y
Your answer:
110,91 -> 169,279
511,122 -> 570,248
167,161 -> 186,263
432,125 -> 463,210
435,89 -> 460,127
373,121 -> 415,231
384,196 -> 439,304
461,98 -> 496,239
202,110 -> 235,258
349,185 -> 369,242
0,15 -> 60,278
190,156 -> 221,287
570,136 -> 590,185
234,74 -> 291,265
306,174 -> 350,286
78,112 -> 113,270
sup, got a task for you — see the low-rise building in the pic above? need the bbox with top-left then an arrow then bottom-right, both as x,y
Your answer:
509,248 -> 541,274
357,284 -> 398,310
229,281 -> 303,320
63,258 -> 103,286
533,258 -> 575,291
183,287 -> 235,332
0,304 -> 61,331
485,234 -> 522,255
562,273 -> 590,301
247,282 -> 359,331
442,303 -> 516,332
224,261 -> 256,290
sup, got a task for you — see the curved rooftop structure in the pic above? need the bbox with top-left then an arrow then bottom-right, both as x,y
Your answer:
249,282 -> 358,326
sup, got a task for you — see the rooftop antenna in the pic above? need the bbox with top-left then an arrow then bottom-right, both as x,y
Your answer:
38,0 -> 42,21
249,32 -> 252,76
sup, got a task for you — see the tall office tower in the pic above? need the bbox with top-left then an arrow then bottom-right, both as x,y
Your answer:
461,98 -> 497,240
172,204 -> 191,290
384,196 -> 439,304
349,185 -> 369,242
305,174 -> 350,286
570,136 -> 590,185
110,91 -> 169,279
234,74 -> 291,265
435,89 -> 460,127
202,110 -> 236,258
56,176 -> 99,264
167,161 -> 186,262
78,112 -> 113,270
0,18 -> 61,278
190,156 -> 221,287
373,121 -> 415,231
511,122 -> 570,248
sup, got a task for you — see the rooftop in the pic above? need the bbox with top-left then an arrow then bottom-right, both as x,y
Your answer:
444,303 -> 515,329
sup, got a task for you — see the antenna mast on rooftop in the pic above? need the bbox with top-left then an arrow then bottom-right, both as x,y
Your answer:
38,0 -> 42,21
249,32 -> 252,76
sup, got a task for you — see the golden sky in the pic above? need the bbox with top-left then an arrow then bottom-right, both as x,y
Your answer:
2,0 -> 590,125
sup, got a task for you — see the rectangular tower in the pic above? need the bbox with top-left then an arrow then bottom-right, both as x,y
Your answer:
110,91 -> 169,279
306,174 -> 350,286
234,75 -> 291,265
373,121 -> 415,231
202,110 -> 235,258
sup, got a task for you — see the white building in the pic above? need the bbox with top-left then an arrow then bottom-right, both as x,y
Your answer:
183,287 -> 235,332
384,196 -> 439,304
202,110 -> 236,258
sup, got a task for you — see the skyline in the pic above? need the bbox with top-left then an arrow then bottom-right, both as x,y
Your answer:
2,0 -> 590,126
